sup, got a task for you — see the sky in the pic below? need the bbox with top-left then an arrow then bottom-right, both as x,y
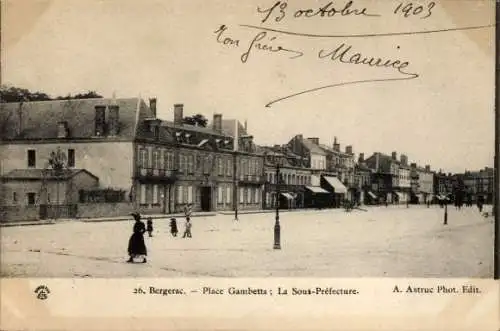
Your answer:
1,0 -> 496,174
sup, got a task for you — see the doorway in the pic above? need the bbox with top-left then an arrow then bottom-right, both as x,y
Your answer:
201,186 -> 211,211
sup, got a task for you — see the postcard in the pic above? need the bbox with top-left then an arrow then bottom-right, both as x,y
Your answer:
0,0 -> 498,330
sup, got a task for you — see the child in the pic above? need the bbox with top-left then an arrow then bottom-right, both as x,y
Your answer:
169,218 -> 178,237
146,217 -> 153,237
182,217 -> 192,238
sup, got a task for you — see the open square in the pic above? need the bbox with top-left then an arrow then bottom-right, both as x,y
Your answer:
1,205 -> 494,278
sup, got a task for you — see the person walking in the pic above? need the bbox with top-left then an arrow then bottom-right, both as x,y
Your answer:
169,218 -> 178,237
127,212 -> 147,263
477,195 -> 484,213
182,217 -> 192,238
183,203 -> 192,219
146,217 -> 153,237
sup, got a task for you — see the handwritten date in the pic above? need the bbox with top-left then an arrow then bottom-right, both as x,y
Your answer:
257,0 -> 435,23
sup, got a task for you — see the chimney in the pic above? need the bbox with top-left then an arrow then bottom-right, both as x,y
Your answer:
94,105 -> 106,136
212,114 -> 222,133
149,98 -> 157,118
333,136 -> 340,151
358,153 -> 364,163
174,104 -> 184,125
296,134 -> 303,140
108,104 -> 120,136
345,145 -> 353,155
425,165 -> 430,171
400,154 -> 407,166
57,121 -> 69,138
273,144 -> 280,149
375,153 -> 380,171
391,151 -> 397,160
307,137 -> 319,145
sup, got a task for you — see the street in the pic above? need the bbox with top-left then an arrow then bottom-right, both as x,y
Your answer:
1,205 -> 494,278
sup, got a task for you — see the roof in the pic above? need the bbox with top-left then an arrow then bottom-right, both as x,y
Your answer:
0,98 -> 146,141
162,121 -> 229,137
2,168 -> 99,180
221,119 -> 248,137
301,138 -> 326,155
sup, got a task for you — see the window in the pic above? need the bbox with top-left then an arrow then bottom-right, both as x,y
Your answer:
226,186 -> 231,203
27,150 -> 36,168
187,186 -> 193,203
226,158 -> 232,176
177,186 -> 183,203
254,188 -> 259,203
188,155 -> 194,173
152,150 -> 159,169
12,192 -> 17,204
247,187 -> 252,203
68,149 -> 75,167
239,187 -> 244,203
152,185 -> 158,204
27,192 -> 36,205
140,149 -> 148,168
140,185 -> 147,204
218,186 -> 223,203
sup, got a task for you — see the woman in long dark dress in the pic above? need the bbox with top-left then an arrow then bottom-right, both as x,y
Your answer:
127,213 -> 147,263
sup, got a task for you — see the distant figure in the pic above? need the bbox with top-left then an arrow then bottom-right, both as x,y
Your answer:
183,217 -> 192,238
169,218 -> 178,237
146,218 -> 153,237
184,203 -> 192,219
477,196 -> 484,213
127,212 -> 147,263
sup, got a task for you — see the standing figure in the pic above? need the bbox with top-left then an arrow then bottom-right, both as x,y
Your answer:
184,203 -> 192,219
127,212 -> 147,263
183,217 -> 192,238
146,217 -> 153,237
169,218 -> 178,237
477,195 -> 484,213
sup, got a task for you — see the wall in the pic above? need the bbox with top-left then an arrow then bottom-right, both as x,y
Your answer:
0,205 -> 39,222
310,153 -> 326,170
76,202 -> 135,219
0,141 -> 134,190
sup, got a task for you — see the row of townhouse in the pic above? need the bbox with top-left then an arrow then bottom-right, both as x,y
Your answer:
0,96 -> 493,221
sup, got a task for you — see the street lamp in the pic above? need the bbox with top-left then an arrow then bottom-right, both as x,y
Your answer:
443,192 -> 448,225
274,161 -> 281,250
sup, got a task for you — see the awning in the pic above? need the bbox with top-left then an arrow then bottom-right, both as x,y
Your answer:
280,192 -> 294,200
368,191 -> 377,199
323,176 -> 347,194
393,191 -> 404,199
305,186 -> 329,194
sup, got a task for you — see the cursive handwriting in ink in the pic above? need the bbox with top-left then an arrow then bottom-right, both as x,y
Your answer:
258,1 -> 288,23
214,25 -> 240,47
241,31 -> 304,63
318,43 -> 414,76
265,75 -> 419,107
394,1 -> 435,19
293,1 -> 380,18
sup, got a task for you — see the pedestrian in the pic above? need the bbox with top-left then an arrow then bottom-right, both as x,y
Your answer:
127,212 -> 147,263
183,217 -> 192,238
477,196 -> 484,213
146,217 -> 153,237
169,218 -> 178,237
184,203 -> 192,219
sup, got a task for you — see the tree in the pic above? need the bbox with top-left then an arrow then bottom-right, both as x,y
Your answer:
56,91 -> 103,100
0,85 -> 103,103
0,85 -> 51,102
47,147 -> 67,218
183,114 -> 208,127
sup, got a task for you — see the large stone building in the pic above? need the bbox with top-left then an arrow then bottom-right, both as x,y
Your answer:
462,167 -> 494,203
365,152 -> 400,203
260,145 -> 313,209
0,97 -> 263,221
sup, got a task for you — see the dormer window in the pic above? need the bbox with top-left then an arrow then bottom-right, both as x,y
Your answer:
57,121 -> 69,138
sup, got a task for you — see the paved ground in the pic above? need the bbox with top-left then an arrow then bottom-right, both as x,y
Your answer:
0,205 -> 494,278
